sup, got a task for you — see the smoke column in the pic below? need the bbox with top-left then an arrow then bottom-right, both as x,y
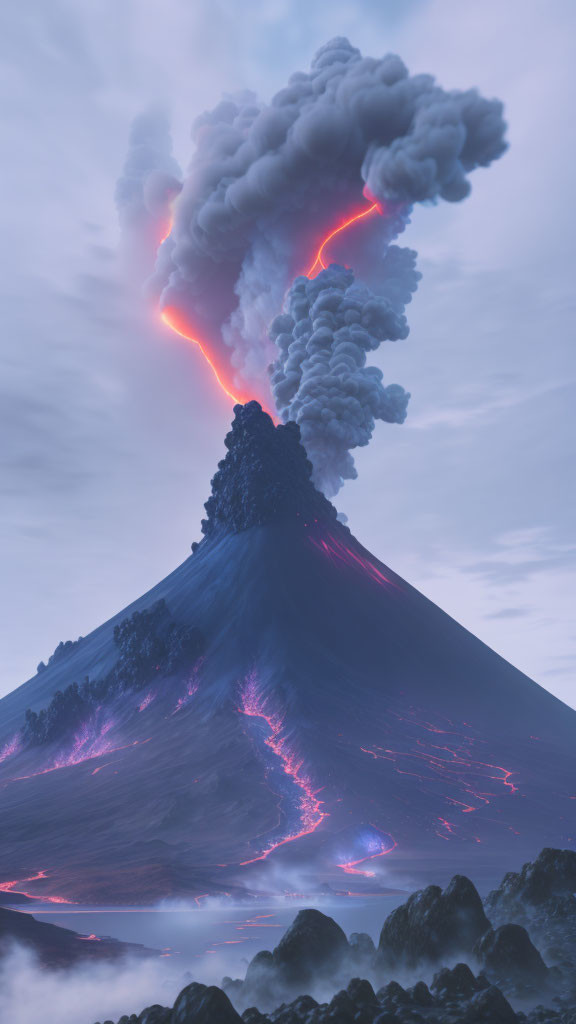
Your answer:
120,38 -> 507,494
116,107 -> 182,280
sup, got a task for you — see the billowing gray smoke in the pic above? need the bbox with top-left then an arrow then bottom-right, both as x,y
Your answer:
131,38 -> 506,493
116,108 -> 182,278
270,258 -> 417,495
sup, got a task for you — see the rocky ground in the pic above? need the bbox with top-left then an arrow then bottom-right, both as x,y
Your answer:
91,848 -> 576,1024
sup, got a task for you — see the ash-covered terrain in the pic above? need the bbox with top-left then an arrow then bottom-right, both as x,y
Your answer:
0,403 -> 574,904
89,848 -> 576,1024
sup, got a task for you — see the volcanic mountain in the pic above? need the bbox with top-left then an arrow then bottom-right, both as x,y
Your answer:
0,403 -> 574,905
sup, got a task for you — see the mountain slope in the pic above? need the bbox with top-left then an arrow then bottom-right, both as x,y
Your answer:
0,403 -> 574,904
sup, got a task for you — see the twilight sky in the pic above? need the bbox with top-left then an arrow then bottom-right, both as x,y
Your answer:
1,0 -> 574,708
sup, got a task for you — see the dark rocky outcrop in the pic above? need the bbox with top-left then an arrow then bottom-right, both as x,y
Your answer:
474,924 -> 549,993
378,874 -> 490,968
200,401 -> 339,539
171,982 -> 242,1024
486,849 -> 576,970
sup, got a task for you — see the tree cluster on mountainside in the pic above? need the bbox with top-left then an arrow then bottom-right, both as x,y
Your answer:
23,600 -> 204,747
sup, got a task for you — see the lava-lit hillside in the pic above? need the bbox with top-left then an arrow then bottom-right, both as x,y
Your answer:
0,403 -> 574,905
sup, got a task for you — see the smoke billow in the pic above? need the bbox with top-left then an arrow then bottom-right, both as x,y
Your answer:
121,38 -> 507,494
270,261 -> 416,495
116,108 -> 182,279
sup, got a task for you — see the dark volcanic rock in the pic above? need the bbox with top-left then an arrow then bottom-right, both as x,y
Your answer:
201,401 -> 338,538
488,848 -> 576,910
431,962 -> 480,1001
464,984 -> 518,1023
136,1007 -> 171,1024
271,908 -> 349,983
378,874 -> 490,968
474,924 -> 549,992
171,981 -> 242,1024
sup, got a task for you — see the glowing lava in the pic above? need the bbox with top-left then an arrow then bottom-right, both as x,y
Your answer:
359,702 -> 520,842
238,671 -> 328,863
309,532 -> 398,590
337,827 -> 397,877
172,659 -> 203,715
0,734 -> 21,763
0,870 -> 72,905
138,690 -> 156,713
306,201 -> 381,278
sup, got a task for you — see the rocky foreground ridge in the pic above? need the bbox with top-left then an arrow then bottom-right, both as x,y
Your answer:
92,848 -> 576,1024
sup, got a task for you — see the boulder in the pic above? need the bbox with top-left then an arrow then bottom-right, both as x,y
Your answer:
378,874 -> 490,968
171,982 -> 242,1024
474,924 -> 549,992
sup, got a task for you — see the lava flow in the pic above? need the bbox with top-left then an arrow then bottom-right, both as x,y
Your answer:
0,869 -> 72,905
238,671 -> 328,863
337,826 -> 397,877
359,702 -> 520,841
309,532 -> 398,590
0,734 -> 21,763
172,660 -> 203,714
306,201 -> 381,278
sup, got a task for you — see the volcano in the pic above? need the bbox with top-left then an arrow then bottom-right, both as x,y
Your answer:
0,403 -> 574,905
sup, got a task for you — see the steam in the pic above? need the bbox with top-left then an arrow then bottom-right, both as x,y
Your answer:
121,37 -> 507,494
0,946 -> 179,1024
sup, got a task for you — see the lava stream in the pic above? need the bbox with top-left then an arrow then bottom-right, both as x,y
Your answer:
172,659 -> 203,715
337,827 -> 397,877
306,201 -> 381,278
238,671 -> 328,863
309,532 -> 398,589
0,870 -> 72,905
0,734 -> 21,763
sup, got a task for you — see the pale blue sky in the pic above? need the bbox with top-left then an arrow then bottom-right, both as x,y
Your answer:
1,0 -> 574,707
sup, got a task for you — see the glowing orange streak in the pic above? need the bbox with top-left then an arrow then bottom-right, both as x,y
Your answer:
161,306 -> 243,405
306,201 -> 380,278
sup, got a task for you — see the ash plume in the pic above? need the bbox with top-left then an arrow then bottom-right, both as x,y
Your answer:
116,108 -> 182,278
270,263 -> 415,495
141,37 -> 506,492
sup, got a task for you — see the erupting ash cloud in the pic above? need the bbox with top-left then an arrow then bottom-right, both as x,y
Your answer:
120,38 -> 507,493
270,261 -> 416,494
116,108 -> 182,277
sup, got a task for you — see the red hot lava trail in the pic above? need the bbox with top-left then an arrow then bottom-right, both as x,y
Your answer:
238,671 -> 328,863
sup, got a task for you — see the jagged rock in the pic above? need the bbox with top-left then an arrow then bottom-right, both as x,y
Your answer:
346,977 -> 379,1007
464,985 -> 518,1022
488,849 -> 576,910
474,924 -> 549,992
271,995 -> 319,1022
431,962 -> 479,1000
378,874 -> 490,968
407,980 -> 434,1006
137,1008 -> 171,1024
376,980 -> 411,1008
272,908 -> 349,983
171,981 -> 242,1024
201,401 -> 338,538
326,989 -> 357,1022
242,1009 -> 269,1024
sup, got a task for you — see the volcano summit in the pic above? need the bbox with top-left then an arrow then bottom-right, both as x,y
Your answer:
0,403 -> 574,905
